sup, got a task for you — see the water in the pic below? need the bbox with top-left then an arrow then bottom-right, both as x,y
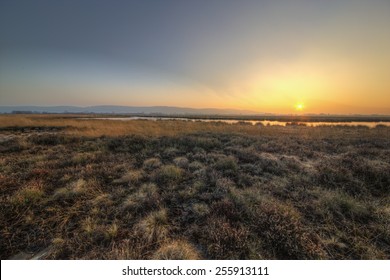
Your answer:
84,117 -> 390,128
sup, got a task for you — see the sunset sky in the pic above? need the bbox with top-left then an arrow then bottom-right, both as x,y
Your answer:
1,0 -> 390,114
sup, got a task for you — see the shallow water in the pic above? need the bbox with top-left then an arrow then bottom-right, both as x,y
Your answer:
86,117 -> 390,128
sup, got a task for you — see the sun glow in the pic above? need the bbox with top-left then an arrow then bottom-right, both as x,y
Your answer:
295,102 -> 305,111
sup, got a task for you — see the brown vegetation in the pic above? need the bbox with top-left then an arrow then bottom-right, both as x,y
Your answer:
0,115 -> 389,259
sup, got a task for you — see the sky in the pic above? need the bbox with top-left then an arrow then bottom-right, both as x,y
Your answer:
1,0 -> 390,114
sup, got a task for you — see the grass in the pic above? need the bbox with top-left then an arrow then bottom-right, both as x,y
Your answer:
153,240 -> 200,260
0,114 -> 389,259
155,165 -> 183,185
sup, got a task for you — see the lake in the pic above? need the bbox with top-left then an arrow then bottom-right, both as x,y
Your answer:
85,117 -> 390,128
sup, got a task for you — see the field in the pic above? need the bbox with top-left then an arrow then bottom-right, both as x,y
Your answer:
0,115 -> 389,259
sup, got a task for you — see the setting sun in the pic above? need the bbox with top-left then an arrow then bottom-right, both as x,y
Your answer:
295,102 -> 305,111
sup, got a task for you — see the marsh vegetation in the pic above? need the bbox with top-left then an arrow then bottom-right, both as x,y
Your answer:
0,115 -> 389,259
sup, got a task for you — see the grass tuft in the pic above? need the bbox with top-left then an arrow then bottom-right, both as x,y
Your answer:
134,209 -> 170,243
155,165 -> 183,185
153,240 -> 201,260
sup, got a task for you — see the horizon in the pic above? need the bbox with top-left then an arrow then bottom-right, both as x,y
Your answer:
1,1 -> 390,114
2,104 -> 390,117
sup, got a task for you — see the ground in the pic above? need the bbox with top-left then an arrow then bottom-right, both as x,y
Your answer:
0,115 -> 389,259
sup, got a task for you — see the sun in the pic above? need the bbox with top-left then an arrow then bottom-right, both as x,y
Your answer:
294,102 -> 305,111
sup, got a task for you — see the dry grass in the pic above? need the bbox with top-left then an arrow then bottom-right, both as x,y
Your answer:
2,114 -> 388,138
1,114 -> 389,259
0,114 -> 255,137
134,209 -> 170,244
153,240 -> 200,260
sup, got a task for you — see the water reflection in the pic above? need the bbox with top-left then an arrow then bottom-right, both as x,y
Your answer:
86,117 -> 390,128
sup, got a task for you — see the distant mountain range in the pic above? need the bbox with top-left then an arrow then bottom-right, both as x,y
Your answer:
0,105 -> 260,115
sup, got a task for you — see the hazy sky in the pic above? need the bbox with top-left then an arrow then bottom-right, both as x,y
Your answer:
1,0 -> 390,114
